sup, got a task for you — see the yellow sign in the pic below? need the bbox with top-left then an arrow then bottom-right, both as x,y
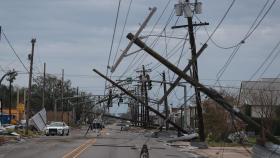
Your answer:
17,103 -> 25,113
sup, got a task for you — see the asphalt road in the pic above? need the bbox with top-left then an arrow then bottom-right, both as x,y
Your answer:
0,125 -> 200,158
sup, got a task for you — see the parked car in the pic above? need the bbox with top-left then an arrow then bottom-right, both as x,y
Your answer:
44,122 -> 69,136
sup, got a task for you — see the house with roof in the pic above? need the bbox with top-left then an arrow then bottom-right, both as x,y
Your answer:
238,78 -> 280,119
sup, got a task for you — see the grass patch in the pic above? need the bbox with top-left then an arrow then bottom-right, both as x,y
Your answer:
207,136 -> 257,147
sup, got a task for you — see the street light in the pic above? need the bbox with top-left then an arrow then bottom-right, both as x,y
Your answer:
0,69 -> 17,125
6,69 -> 17,122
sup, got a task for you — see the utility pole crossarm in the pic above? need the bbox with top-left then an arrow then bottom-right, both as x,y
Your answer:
110,7 -> 157,73
171,22 -> 209,29
126,32 -> 280,144
93,69 -> 189,134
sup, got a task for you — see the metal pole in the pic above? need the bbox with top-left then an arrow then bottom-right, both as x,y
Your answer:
26,38 -> 36,135
126,33 -> 280,144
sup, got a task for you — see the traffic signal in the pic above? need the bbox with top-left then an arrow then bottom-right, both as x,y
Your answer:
119,96 -> 123,103
146,74 -> 152,90
107,89 -> 112,107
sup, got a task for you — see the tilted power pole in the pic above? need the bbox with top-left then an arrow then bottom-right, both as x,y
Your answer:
110,7 -> 157,73
126,33 -> 280,144
93,69 -> 190,134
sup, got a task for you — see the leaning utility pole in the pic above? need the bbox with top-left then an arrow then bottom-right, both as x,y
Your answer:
93,69 -> 189,134
110,7 -> 157,73
26,38 -> 36,135
42,62 -> 46,109
162,71 -> 169,130
126,32 -> 280,144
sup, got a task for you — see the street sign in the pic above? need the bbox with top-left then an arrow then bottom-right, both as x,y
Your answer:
126,77 -> 132,83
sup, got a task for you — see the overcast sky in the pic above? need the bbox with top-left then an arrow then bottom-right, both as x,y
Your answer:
0,0 -> 279,112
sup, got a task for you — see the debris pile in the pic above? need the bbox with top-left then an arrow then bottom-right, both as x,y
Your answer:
252,142 -> 280,158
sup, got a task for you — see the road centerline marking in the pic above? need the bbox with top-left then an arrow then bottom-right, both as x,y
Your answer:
62,128 -> 106,158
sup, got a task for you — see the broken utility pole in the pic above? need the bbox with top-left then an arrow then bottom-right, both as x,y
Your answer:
110,7 -> 157,73
126,33 -> 280,144
93,69 -> 189,134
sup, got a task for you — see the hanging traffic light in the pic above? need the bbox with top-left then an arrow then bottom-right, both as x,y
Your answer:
107,89 -> 112,107
146,74 -> 152,90
119,96 -> 123,103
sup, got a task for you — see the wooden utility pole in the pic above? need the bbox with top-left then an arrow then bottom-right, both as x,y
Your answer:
110,7 -> 157,73
126,33 -> 280,144
142,65 -> 149,128
93,69 -> 190,134
42,62 -> 46,109
61,69 -> 64,121
26,38 -> 36,135
140,81 -> 145,127
158,44 -> 207,104
162,71 -> 169,130
185,0 -> 205,141
135,87 -> 139,126
183,85 -> 187,129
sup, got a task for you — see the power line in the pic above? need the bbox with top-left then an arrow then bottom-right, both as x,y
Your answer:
2,31 -> 29,72
259,50 -> 280,79
198,0 -> 274,50
104,0 -> 122,96
118,0 -> 173,79
249,39 -> 280,81
204,0 -> 236,44
216,44 -> 242,81
242,0 -> 277,41
112,0 -> 133,66
215,0 -> 277,83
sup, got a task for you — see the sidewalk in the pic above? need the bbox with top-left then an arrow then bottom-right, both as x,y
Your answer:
191,146 -> 252,158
